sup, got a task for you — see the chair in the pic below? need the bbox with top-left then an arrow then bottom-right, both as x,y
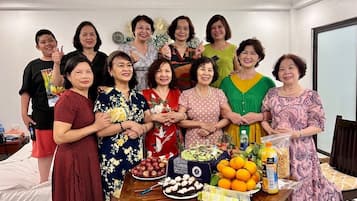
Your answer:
329,115 -> 357,200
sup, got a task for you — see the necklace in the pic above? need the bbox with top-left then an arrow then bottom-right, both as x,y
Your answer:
195,86 -> 211,98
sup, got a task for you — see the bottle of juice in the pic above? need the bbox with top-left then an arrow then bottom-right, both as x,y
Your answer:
261,142 -> 279,194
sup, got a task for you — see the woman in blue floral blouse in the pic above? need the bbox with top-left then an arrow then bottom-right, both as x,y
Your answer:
94,50 -> 153,201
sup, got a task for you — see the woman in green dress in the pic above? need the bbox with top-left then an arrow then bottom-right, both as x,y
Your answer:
220,38 -> 275,147
202,14 -> 239,88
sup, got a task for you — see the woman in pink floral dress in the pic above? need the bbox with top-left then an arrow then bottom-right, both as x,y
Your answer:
143,58 -> 186,157
261,54 -> 342,201
179,57 -> 231,148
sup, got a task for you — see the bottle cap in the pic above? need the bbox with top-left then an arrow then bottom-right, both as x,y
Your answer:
265,142 -> 272,147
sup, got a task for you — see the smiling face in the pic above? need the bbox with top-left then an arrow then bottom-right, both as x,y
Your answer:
134,20 -> 152,42
79,25 -> 97,50
238,45 -> 260,69
36,34 -> 57,58
197,62 -> 214,86
110,56 -> 134,84
174,19 -> 190,42
278,58 -> 301,85
67,62 -> 93,91
155,62 -> 172,87
210,20 -> 226,41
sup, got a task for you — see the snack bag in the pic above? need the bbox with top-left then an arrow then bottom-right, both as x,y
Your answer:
261,133 -> 291,179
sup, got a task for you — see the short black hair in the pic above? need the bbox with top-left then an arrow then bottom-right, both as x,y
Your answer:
105,50 -> 138,89
63,55 -> 92,89
131,15 -> 155,36
35,29 -> 56,45
272,54 -> 307,81
236,38 -> 265,67
147,58 -> 177,89
190,56 -> 219,84
167,16 -> 195,42
205,14 -> 232,43
73,21 -> 102,51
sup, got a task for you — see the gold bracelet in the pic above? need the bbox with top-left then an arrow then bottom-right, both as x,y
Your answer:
299,131 -> 302,137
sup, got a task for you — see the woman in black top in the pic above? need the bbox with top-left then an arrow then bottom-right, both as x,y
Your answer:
52,21 -> 107,101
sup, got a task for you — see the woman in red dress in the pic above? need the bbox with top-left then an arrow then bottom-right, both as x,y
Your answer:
143,58 -> 187,157
52,55 -> 111,201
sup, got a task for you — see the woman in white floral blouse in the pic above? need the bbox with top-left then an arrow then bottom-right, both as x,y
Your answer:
94,50 -> 153,201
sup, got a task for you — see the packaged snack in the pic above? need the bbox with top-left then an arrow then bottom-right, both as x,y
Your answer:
261,133 -> 291,179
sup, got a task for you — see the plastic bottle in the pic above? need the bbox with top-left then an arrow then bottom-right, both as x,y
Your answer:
261,142 -> 279,194
0,123 -> 5,144
239,129 -> 249,151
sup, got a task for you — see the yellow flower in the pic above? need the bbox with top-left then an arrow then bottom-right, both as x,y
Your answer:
117,138 -> 125,146
107,108 -> 127,122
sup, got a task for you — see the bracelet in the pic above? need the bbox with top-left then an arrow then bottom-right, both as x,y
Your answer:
299,130 -> 302,137
118,122 -> 124,131
182,113 -> 187,120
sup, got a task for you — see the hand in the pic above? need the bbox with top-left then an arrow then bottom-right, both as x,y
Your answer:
94,113 -> 111,130
200,122 -> 217,133
52,46 -> 64,65
227,112 -> 248,125
129,50 -> 140,63
152,113 -> 170,124
197,128 -> 210,137
123,121 -> 144,136
22,114 -> 35,128
160,43 -> 171,59
194,42 -> 204,57
123,129 -> 140,139
165,112 -> 183,124
241,112 -> 263,124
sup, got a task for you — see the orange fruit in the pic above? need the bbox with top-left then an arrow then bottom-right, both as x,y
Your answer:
244,161 -> 257,174
229,156 -> 245,170
236,168 -> 251,182
231,179 -> 247,192
218,178 -> 231,189
217,159 -> 229,172
246,178 -> 257,191
251,171 -> 261,183
222,166 -> 236,179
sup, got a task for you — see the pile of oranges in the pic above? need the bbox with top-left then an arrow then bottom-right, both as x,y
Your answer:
216,156 -> 260,192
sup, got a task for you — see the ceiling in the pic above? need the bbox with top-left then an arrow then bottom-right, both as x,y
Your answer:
0,0 -> 322,10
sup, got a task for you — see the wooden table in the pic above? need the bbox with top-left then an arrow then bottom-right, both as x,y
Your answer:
120,173 -> 293,201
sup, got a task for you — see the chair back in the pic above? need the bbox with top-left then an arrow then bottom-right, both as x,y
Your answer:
329,115 -> 357,176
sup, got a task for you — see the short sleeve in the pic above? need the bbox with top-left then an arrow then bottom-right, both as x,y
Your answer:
19,63 -> 32,95
217,89 -> 228,106
93,91 -> 110,113
54,94 -> 76,124
307,91 -> 326,130
261,88 -> 274,112
179,90 -> 190,110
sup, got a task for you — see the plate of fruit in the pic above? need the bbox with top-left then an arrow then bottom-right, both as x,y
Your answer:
162,174 -> 204,199
131,157 -> 167,181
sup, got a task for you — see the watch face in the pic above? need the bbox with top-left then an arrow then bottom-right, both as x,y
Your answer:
112,31 -> 125,44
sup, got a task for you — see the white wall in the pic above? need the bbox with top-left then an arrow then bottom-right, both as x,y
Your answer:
0,9 -> 289,131
291,0 -> 357,88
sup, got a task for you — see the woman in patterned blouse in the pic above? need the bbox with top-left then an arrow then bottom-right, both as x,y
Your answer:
94,51 -> 153,201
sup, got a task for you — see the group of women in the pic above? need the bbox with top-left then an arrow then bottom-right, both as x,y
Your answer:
19,13 -> 342,201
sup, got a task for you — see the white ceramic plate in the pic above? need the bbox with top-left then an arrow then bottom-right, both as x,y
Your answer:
163,191 -> 198,200
238,182 -> 261,195
132,174 -> 166,181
